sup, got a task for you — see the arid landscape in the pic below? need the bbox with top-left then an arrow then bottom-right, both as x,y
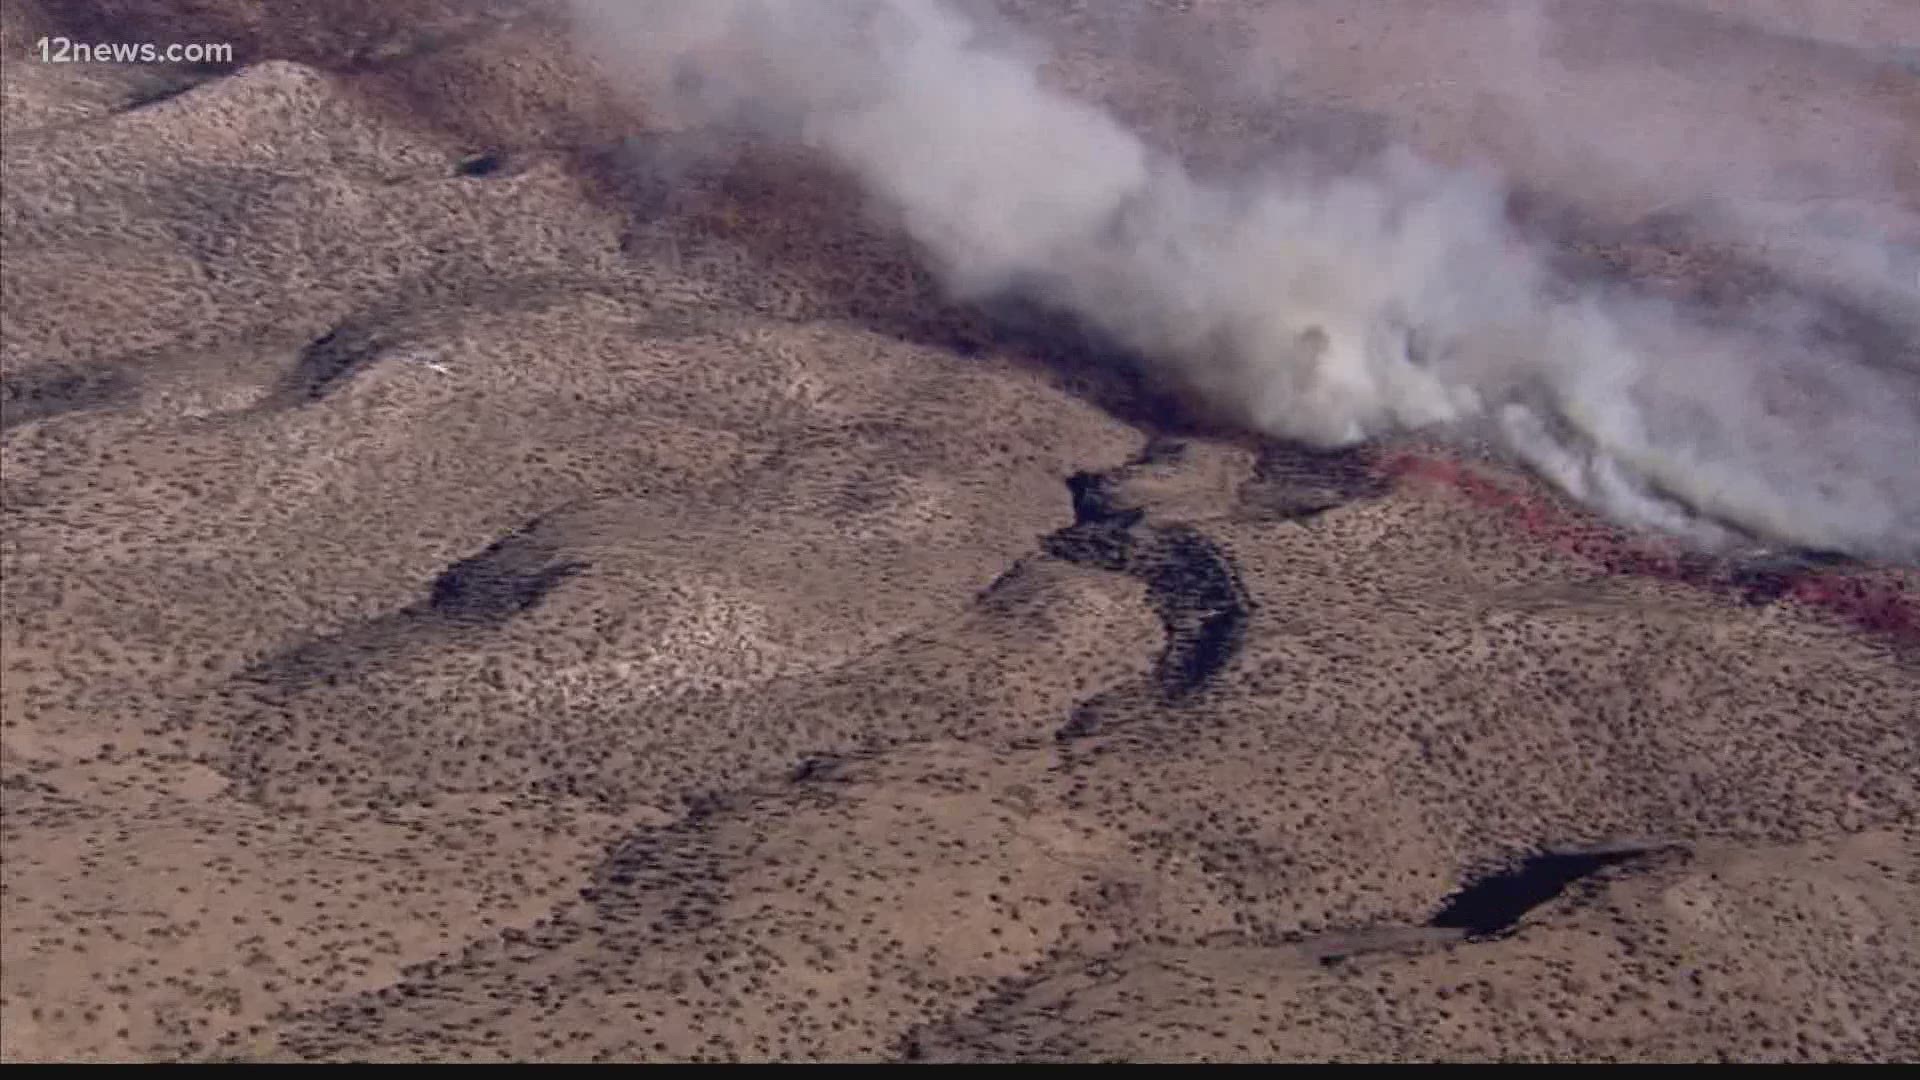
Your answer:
2,0 -> 1917,1063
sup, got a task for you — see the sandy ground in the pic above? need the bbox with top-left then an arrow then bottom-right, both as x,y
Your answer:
2,0 -> 1916,1063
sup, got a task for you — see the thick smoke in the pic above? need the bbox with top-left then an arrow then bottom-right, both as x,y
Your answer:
570,0 -> 1920,563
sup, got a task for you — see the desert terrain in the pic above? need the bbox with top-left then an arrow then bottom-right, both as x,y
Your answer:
1,0 -> 1917,1063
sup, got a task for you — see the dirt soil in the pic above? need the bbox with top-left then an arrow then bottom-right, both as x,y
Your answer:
2,0 -> 1916,1062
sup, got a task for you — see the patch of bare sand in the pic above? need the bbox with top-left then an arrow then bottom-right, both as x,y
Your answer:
3,0 -> 1916,1064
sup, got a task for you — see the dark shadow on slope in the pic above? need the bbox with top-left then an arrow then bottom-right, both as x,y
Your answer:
0,365 -> 134,431
455,149 -> 508,177
1429,846 -> 1664,940
273,321 -> 392,406
427,522 -> 588,623
1041,444 -> 1256,716
205,514 -> 587,707
112,69 -> 235,113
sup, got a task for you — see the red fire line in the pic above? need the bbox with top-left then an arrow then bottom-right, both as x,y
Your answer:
1371,451 -> 1919,645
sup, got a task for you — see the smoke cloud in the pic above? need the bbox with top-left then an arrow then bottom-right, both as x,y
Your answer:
568,0 -> 1920,564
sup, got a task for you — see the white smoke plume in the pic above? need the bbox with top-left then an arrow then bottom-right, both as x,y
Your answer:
569,0 -> 1920,563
